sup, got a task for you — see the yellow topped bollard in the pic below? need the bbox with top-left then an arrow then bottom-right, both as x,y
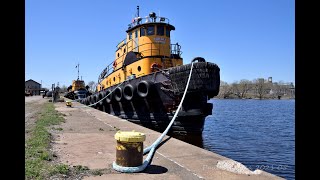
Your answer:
66,100 -> 72,107
114,131 -> 146,167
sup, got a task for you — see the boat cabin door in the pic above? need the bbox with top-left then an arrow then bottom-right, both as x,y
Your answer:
133,29 -> 139,52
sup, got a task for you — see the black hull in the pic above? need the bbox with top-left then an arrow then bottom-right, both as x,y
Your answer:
64,89 -> 91,100
80,62 -> 220,135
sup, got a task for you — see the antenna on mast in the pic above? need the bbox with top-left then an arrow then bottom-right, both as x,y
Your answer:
77,63 -> 80,80
137,6 -> 139,17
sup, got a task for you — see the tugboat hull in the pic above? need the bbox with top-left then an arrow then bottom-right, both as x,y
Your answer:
81,61 -> 220,135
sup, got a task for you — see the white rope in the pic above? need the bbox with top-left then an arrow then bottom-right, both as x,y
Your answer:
112,62 -> 194,172
71,80 -> 127,108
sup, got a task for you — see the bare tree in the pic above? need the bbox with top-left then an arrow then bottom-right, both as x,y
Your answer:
60,85 -> 67,93
231,81 -> 240,98
253,78 -> 267,99
279,81 -> 290,96
217,81 -> 233,98
270,81 -> 285,98
238,79 -> 251,98
87,81 -> 97,93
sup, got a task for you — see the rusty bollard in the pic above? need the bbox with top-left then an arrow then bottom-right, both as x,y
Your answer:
114,131 -> 146,167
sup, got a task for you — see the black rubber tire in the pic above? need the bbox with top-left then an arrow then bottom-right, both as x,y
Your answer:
137,80 -> 154,98
98,92 -> 104,106
84,97 -> 88,105
191,57 -> 206,63
90,95 -> 96,105
87,96 -> 92,105
114,87 -> 122,102
100,91 -> 107,105
168,62 -> 220,96
105,90 -> 112,103
123,84 -> 135,101
94,94 -> 99,106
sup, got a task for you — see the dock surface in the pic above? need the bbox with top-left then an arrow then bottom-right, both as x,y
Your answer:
48,99 -> 283,179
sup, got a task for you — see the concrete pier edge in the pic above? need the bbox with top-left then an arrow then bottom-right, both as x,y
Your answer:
52,99 -> 283,179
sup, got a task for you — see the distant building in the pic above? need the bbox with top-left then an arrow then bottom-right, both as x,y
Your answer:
257,78 -> 265,83
25,79 -> 41,95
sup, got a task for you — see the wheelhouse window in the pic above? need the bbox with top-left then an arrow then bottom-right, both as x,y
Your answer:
140,27 -> 145,36
147,26 -> 155,36
166,27 -> 170,37
135,30 -> 138,38
157,25 -> 164,36
129,32 -> 132,40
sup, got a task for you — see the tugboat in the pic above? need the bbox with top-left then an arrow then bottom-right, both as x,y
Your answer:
64,63 -> 91,100
80,6 -> 220,135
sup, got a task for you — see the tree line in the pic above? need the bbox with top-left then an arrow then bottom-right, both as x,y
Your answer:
57,78 -> 295,100
217,78 -> 295,99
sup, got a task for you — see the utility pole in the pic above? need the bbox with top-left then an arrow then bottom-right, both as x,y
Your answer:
52,83 -> 55,103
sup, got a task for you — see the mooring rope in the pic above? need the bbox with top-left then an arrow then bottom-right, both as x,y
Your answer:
112,62 -> 194,173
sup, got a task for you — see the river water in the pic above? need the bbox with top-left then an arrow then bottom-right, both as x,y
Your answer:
196,99 -> 295,179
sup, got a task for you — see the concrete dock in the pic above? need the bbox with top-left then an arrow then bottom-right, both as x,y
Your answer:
51,99 -> 284,179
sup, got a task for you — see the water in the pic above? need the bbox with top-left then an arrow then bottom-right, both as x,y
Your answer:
201,99 -> 295,179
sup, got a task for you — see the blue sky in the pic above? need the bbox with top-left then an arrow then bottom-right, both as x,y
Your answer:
26,0 -> 295,89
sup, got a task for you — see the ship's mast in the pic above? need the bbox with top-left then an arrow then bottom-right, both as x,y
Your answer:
77,63 -> 80,80
137,6 -> 139,17
136,6 -> 140,25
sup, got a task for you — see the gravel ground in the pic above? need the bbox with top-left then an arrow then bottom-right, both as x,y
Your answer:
25,96 -> 94,179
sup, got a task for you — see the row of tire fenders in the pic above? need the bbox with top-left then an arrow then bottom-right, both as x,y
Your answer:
80,80 -> 154,106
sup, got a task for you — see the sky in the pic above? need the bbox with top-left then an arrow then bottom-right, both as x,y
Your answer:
26,0 -> 295,89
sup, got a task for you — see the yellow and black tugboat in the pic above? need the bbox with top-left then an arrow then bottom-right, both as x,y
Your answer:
80,6 -> 220,135
64,64 -> 91,100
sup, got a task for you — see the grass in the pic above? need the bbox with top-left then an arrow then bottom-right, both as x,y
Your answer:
74,165 -> 89,173
25,102 -> 68,179
91,169 -> 103,176
53,127 -> 63,131
51,164 -> 69,175
25,102 -> 107,179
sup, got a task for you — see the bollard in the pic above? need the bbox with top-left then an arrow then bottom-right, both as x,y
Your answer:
66,100 -> 72,107
114,131 -> 146,167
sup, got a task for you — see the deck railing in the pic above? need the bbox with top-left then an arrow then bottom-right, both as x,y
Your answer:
127,17 -> 170,30
98,41 -> 182,83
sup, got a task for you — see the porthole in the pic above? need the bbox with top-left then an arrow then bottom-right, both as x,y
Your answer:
117,53 -> 120,57
113,77 -> 116,82
138,66 -> 141,72
123,48 -> 126,53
